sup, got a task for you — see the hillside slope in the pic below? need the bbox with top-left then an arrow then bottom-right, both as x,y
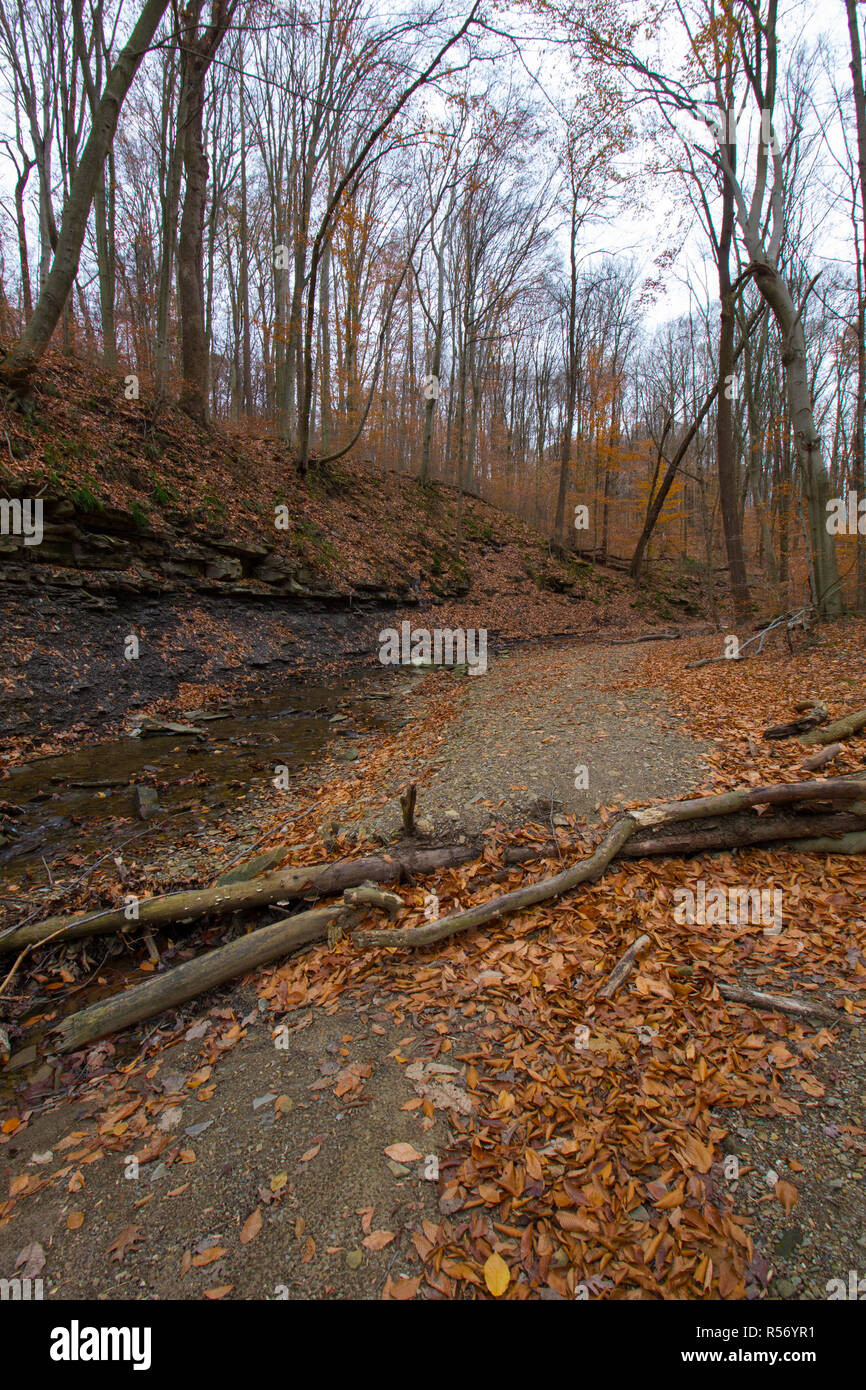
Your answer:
0,351 -> 705,757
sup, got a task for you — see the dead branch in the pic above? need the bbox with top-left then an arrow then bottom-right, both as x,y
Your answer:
717,983 -> 860,1026
800,706 -> 866,747
800,743 -> 843,771
608,630 -> 680,645
353,778 -> 866,950
686,606 -> 814,670
0,844 -> 476,955
503,808 -> 866,866
763,702 -> 828,740
343,883 -> 404,918
400,783 -> 417,836
598,935 -> 651,999
50,905 -> 348,1054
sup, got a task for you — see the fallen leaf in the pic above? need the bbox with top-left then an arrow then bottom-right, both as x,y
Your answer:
483,1251 -> 511,1297
240,1208 -> 262,1244
384,1142 -> 422,1163
362,1229 -> 395,1251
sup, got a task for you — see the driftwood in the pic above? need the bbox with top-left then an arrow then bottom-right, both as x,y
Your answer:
40,776 -> 866,1052
608,630 -> 680,645
763,702 -> 828,740
502,809 -> 866,866
598,935 -> 650,999
353,778 -> 866,949
343,883 -> 403,918
800,706 -> 866,747
51,905 -> 348,1054
800,743 -> 843,771
717,983 -> 859,1026
0,844 -> 476,955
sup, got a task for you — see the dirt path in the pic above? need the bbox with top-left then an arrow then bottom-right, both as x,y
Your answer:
335,639 -> 710,846
1,632 -> 863,1302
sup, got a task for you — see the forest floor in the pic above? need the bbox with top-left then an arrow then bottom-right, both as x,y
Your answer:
1,623 -> 866,1300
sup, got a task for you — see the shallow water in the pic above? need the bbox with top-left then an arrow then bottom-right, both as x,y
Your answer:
0,670 -> 397,882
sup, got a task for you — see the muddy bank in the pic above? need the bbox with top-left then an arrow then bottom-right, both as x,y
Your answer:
0,584 -> 433,759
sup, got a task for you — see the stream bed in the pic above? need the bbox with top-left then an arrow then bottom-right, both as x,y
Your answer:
0,666 -> 403,888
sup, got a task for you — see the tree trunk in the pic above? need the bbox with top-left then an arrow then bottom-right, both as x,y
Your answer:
747,262 -> 841,616
717,111 -> 750,618
0,844 -> 477,954
846,0 -> 866,609
176,33 -> 209,421
0,0 -> 171,394
12,156 -> 33,320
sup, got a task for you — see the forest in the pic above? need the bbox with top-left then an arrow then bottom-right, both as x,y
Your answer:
1,0 -> 866,1329
0,0 -> 864,612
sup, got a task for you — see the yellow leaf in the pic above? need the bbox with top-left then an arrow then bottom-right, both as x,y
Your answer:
483,1252 -> 511,1297
67,1210 -> 84,1230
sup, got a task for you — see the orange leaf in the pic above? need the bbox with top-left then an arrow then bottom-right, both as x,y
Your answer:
362,1229 -> 396,1251
240,1208 -> 262,1244
384,1142 -> 422,1163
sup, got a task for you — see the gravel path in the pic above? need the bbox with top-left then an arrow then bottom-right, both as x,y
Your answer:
350,640 -> 710,844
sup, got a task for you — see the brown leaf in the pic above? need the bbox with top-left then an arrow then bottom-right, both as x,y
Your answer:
192,1246 -> 227,1267
362,1229 -> 395,1251
107,1224 -> 143,1263
384,1142 -> 422,1163
240,1207 -> 262,1244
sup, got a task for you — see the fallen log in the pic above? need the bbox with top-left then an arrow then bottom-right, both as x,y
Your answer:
503,809 -> 866,865
717,983 -> 860,1026
354,778 -> 866,949
763,702 -> 828,740
800,743 -> 843,772
0,844 -> 476,954
50,905 -> 348,1054
39,777 -> 866,1051
608,630 -> 680,645
800,706 -> 866,747
685,654 -> 746,670
598,935 -> 650,999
